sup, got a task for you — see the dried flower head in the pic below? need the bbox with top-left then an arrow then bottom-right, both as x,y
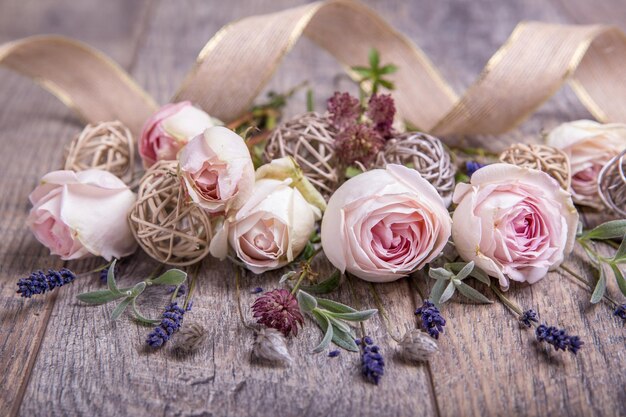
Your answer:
465,161 -> 485,176
253,327 -> 293,365
17,268 -> 76,298
614,304 -> 626,322
146,303 -> 187,348
366,94 -> 395,138
520,309 -> 539,328
251,289 -> 304,337
535,324 -> 584,354
327,92 -> 360,130
335,123 -> 384,167
399,329 -> 438,362
174,322 -> 208,353
359,336 -> 384,385
415,300 -> 446,339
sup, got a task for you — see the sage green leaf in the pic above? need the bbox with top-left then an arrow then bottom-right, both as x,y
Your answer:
107,259 -> 120,295
76,289 -> 126,305
469,267 -> 491,286
590,268 -> 607,304
351,66 -> 372,77
429,277 -> 448,305
131,299 -> 160,325
301,242 -> 315,260
331,325 -> 359,352
299,270 -> 341,294
279,270 -> 297,284
151,269 -> 187,286
455,261 -> 475,281
455,282 -> 493,304
130,281 -> 147,297
610,263 -> 626,298
378,79 -> 395,90
111,297 -> 133,321
584,220 -> 626,240
379,64 -> 398,74
439,281 -> 456,304
368,48 -> 380,68
429,267 -> 453,280
311,311 -> 333,353
445,262 -> 490,285
315,298 -> 357,314
327,309 -> 377,322
326,315 -> 352,334
297,290 -> 317,312
612,234 -> 626,263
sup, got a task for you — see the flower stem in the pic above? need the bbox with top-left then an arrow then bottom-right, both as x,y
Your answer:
290,247 -> 322,295
559,264 -> 620,308
490,285 -> 523,317
182,264 -> 199,310
234,266 -> 255,330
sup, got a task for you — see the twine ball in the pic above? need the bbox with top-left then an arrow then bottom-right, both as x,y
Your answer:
376,132 -> 456,206
264,112 -> 339,197
65,121 -> 134,183
128,161 -> 212,266
598,149 -> 626,217
499,143 -> 570,190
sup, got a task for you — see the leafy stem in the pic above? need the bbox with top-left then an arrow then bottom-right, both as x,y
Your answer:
490,284 -> 524,317
559,264 -> 620,308
290,247 -> 323,295
351,48 -> 397,100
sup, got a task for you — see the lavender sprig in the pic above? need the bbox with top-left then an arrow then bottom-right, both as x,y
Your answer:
536,324 -> 584,354
358,336 -> 385,385
146,302 -> 189,348
415,300 -> 446,339
614,304 -> 626,322
16,268 -> 76,298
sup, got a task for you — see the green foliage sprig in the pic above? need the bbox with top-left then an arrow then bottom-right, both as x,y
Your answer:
428,261 -> 493,306
351,48 -> 397,98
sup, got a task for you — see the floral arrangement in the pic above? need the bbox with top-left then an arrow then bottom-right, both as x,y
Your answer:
14,47 -> 626,386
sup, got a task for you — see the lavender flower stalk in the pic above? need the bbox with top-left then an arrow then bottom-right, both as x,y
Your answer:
415,300 -> 446,339
146,303 -> 188,348
16,268 -> 76,298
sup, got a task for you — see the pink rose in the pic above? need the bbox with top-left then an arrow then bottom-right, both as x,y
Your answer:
452,164 -> 578,289
179,126 -> 254,214
210,178 -> 318,274
27,170 -> 137,260
321,164 -> 451,283
547,120 -> 626,208
139,101 -> 221,167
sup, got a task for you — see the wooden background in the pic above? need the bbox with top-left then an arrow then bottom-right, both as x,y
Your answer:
1,0 -> 625,416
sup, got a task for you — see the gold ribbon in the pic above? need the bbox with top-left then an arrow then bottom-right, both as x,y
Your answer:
2,0 -> 626,139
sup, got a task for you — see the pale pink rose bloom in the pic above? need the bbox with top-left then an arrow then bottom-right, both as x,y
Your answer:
27,170 -> 137,260
321,164 -> 451,283
139,101 -> 221,167
210,178 -> 317,274
179,126 -> 254,214
547,120 -> 626,208
452,164 -> 578,290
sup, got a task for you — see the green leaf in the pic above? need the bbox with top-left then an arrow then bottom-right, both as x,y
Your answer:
150,269 -> 187,286
379,64 -> 398,74
131,299 -> 160,325
455,261 -> 475,281
454,282 -> 493,304
326,314 -> 352,334
130,281 -> 147,297
76,289 -> 127,305
583,220 -> 626,240
429,277 -> 448,305
311,311 -> 333,353
297,290 -> 318,312
610,263 -> 626,298
378,79 -> 395,90
439,281 -> 456,304
279,270 -> 297,284
111,297 -> 133,321
612,234 -> 626,263
368,48 -> 380,69
331,326 -> 358,351
445,262 -> 490,284
326,309 -> 378,322
301,242 -> 315,260
351,67 -> 373,78
590,267 -> 607,304
299,270 -> 342,294
107,259 -> 120,295
315,298 -> 357,314
429,267 -> 453,280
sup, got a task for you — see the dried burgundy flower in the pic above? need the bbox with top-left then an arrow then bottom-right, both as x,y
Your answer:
251,289 -> 304,337
327,92 -> 361,130
335,123 -> 384,167
366,94 -> 395,138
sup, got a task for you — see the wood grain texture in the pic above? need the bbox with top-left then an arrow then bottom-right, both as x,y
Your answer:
0,1 -> 624,416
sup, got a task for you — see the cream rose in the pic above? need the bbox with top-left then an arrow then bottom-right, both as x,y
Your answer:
27,170 -> 137,260
179,126 -> 254,214
452,163 -> 578,289
321,164 -> 451,283
547,120 -> 626,208
139,101 -> 221,167
209,178 -> 317,274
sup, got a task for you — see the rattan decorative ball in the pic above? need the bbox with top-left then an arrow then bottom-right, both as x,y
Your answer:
499,143 -> 570,189
376,132 -> 456,206
598,149 -> 626,217
264,112 -> 339,197
64,121 -> 134,183
128,161 -> 212,266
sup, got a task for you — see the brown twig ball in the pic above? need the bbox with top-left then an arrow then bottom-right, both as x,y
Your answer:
128,161 -> 212,266
64,121 -> 134,183
598,149 -> 626,217
376,132 -> 456,206
499,143 -> 571,190
264,112 -> 339,197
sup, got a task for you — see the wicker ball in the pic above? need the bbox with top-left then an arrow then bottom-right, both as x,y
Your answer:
65,121 -> 134,183
128,161 -> 212,266
598,149 -> 626,217
499,143 -> 570,189
264,112 -> 339,197
376,132 -> 456,206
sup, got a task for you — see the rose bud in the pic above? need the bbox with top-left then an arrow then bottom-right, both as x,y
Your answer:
27,170 -> 137,260
209,177 -> 317,274
179,126 -> 254,214
321,164 -> 451,283
452,163 -> 578,290
139,101 -> 221,167
547,120 -> 626,208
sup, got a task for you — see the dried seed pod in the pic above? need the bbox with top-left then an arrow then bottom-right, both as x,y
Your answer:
598,149 -> 626,217
499,143 -> 571,190
252,327 -> 293,365
399,329 -> 438,362
376,132 -> 456,206
65,121 -> 134,183
174,322 -> 208,353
